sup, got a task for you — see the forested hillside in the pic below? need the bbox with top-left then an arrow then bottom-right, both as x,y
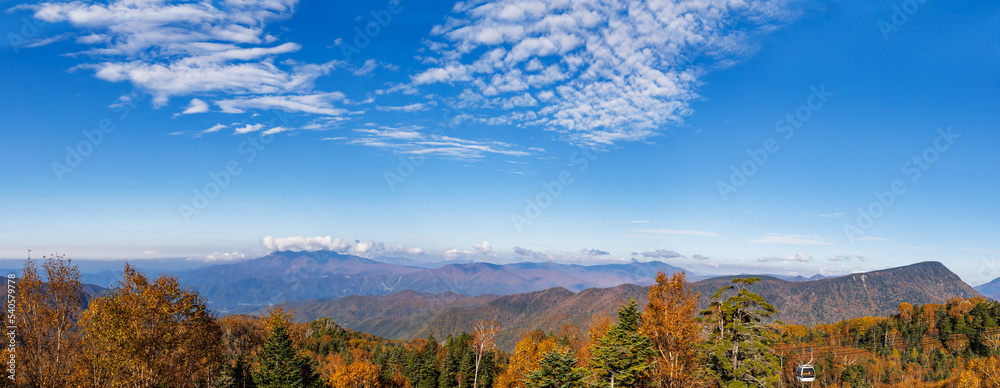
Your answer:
276,261 -> 980,351
692,261 -> 982,327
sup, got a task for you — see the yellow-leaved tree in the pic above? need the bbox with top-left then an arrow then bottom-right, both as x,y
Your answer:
494,330 -> 560,388
641,270 -> 703,388
16,254 -> 83,387
73,262 -> 224,387
328,360 -> 382,388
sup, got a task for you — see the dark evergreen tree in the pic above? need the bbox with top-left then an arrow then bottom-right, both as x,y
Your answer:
590,299 -> 655,387
524,348 -> 588,388
700,278 -> 780,388
252,323 -> 321,388
418,336 -> 441,388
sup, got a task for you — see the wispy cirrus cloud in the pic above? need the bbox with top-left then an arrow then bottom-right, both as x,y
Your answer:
638,249 -> 683,259
195,123 -> 228,137
405,0 -> 798,145
514,246 -> 618,262
758,251 -> 812,262
217,93 -> 350,116
345,125 -> 535,160
828,254 -> 866,262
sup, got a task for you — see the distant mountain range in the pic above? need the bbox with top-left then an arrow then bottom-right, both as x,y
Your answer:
975,277 -> 1000,300
169,250 -> 688,313
270,261 -> 980,351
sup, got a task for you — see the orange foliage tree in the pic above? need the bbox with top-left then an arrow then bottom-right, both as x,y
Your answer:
494,331 -> 560,388
328,360 -> 383,388
16,254 -> 83,387
641,270 -> 702,388
73,263 -> 224,387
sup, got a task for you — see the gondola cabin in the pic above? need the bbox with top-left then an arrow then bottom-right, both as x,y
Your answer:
796,364 -> 816,382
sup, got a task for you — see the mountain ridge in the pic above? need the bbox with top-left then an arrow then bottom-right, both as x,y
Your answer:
269,261 -> 980,351
173,250 -> 688,313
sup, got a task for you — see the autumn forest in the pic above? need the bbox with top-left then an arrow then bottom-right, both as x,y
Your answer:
9,255 -> 1000,388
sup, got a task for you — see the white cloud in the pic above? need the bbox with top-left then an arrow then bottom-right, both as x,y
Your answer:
23,32 -> 73,48
828,254 -> 866,262
745,233 -> 834,246
261,236 -> 431,259
196,123 -> 227,137
262,126 -> 293,135
408,0 -> 797,145
376,103 -> 428,112
261,236 -> 352,253
626,220 -> 650,224
182,98 -> 210,114
390,243 -> 425,255
692,254 -> 710,261
349,239 -> 386,256
354,59 -> 378,75
203,251 -> 247,262
639,249 -> 683,259
234,123 -> 265,134
345,126 -> 536,160
758,251 -> 812,262
217,93 -> 349,116
25,0 -> 348,108
444,248 -> 474,260
473,241 -> 493,254
513,246 -> 549,260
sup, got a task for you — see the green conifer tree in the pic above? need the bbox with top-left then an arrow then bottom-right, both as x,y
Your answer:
524,348 -> 588,388
590,299 -> 655,387
252,323 -> 320,387
700,278 -> 781,388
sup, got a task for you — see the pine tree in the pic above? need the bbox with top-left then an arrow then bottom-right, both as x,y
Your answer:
524,348 -> 588,388
700,278 -> 781,388
418,336 -> 441,388
253,317 -> 320,387
590,299 -> 655,387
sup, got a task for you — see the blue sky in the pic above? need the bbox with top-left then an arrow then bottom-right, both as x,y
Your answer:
1,0 -> 998,283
